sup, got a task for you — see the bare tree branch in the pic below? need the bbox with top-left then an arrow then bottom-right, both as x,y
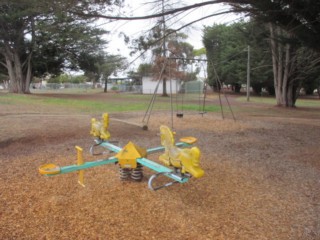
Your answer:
0,61 -> 7,69
127,10 -> 234,66
72,1 -> 226,20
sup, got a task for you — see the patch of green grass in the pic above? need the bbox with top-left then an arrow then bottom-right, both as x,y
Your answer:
237,96 -> 320,107
0,94 -> 33,104
0,93 -> 223,114
2,92 -> 318,121
0,93 -> 171,113
295,99 -> 320,107
237,96 -> 276,105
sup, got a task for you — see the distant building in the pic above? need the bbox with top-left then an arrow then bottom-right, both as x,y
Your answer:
142,76 -> 181,94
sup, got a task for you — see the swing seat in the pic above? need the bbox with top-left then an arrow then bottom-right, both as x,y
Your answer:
176,113 -> 184,118
199,111 -> 207,116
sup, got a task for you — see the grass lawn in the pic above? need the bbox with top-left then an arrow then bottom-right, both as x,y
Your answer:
0,92 -> 223,114
237,95 -> 320,107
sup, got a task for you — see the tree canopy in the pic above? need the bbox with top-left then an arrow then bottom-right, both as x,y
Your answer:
202,0 -> 320,106
203,20 -> 273,93
2,0 -> 320,102
0,0 -> 122,93
224,0 -> 320,51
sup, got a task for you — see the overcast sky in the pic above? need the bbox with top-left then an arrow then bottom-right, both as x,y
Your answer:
98,1 -> 241,70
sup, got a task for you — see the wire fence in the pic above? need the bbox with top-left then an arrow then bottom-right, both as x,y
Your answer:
30,83 -> 142,93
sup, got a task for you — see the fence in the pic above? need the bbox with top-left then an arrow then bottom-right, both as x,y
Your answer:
30,83 -> 142,93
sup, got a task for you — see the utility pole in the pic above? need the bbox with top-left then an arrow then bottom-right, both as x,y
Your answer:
246,45 -> 250,102
162,0 -> 166,58
161,0 -> 168,97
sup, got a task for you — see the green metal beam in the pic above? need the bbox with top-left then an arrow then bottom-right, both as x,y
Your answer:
146,142 -> 189,154
137,157 -> 188,183
45,157 -> 118,176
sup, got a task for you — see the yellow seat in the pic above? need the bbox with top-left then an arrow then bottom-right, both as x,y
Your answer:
39,163 -> 61,175
180,136 -> 197,144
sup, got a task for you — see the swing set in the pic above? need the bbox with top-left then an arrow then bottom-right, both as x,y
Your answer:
142,57 -> 235,130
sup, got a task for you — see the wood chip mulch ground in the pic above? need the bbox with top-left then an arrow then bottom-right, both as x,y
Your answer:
1,110 -> 320,240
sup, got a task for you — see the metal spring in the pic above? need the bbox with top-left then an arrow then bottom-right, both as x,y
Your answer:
119,167 -> 131,181
131,163 -> 143,181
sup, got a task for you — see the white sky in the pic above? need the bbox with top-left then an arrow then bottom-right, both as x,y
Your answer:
97,0 -> 241,71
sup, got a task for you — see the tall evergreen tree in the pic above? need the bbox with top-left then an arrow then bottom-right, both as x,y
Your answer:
225,0 -> 320,51
0,0 -> 122,93
221,0 -> 320,106
203,20 -> 273,93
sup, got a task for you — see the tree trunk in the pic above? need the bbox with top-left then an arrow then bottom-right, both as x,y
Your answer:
162,77 -> 168,96
5,48 -> 32,94
24,55 -> 32,93
287,81 -> 298,107
269,24 -> 280,103
282,43 -> 290,106
269,24 -> 296,107
104,79 -> 108,93
6,56 -> 19,93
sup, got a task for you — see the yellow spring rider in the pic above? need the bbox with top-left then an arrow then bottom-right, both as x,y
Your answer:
39,113 -> 204,191
159,125 -> 204,179
90,113 -> 110,141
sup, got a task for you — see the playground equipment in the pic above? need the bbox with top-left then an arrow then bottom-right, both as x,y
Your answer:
142,57 -> 236,130
39,113 -> 204,191
159,125 -> 204,178
90,113 -> 110,140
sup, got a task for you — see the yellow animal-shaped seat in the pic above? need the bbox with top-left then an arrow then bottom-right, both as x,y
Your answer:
90,113 -> 111,140
159,125 -> 204,178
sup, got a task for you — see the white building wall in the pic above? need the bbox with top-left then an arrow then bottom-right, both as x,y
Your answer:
142,77 -> 180,94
